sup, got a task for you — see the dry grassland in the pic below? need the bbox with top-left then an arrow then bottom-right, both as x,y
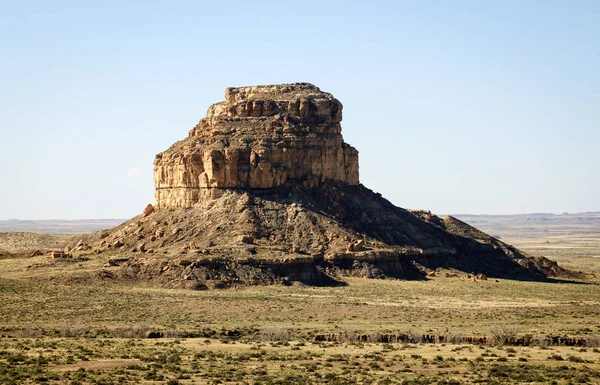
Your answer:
0,217 -> 599,384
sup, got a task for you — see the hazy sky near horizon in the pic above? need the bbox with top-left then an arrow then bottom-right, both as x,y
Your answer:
1,1 -> 598,219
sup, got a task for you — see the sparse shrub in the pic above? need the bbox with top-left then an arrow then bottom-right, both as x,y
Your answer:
164,329 -> 181,338
566,355 -> 589,363
587,335 -> 600,347
113,325 -> 152,338
144,370 -> 164,381
59,325 -> 87,338
17,328 -> 43,338
438,380 -> 462,385
490,325 -> 518,345
257,327 -> 290,342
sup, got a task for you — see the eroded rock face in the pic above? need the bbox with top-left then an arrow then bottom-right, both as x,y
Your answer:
154,83 -> 359,208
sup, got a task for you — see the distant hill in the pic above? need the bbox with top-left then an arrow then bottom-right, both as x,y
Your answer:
453,212 -> 600,239
0,219 -> 127,235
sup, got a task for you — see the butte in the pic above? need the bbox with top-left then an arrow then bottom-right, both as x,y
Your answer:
90,83 -> 572,289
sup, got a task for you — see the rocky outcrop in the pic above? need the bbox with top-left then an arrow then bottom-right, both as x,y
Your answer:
154,83 -> 359,208
143,204 -> 154,217
90,82 -> 576,289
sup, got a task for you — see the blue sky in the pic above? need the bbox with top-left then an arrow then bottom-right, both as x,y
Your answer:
1,0 -> 598,219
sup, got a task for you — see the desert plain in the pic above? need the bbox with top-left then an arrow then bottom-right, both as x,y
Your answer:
0,212 -> 599,384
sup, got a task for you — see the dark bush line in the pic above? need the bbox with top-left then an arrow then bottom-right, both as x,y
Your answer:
2,326 -> 599,347
0,326 -> 253,340
313,332 -> 600,347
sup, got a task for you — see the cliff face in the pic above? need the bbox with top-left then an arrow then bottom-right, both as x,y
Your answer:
154,83 -> 359,208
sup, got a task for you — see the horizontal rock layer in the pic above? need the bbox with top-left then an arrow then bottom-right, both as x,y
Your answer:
154,83 -> 359,208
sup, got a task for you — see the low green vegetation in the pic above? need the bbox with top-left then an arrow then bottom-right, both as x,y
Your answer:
0,226 -> 599,384
1,338 -> 600,384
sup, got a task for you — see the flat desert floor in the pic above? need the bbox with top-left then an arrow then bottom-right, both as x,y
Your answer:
0,213 -> 599,384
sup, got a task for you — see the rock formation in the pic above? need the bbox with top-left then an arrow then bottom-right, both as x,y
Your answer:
154,83 -> 358,208
89,83 -> 575,289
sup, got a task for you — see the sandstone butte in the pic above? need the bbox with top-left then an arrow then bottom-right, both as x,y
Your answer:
85,83 -> 575,290
154,83 -> 358,208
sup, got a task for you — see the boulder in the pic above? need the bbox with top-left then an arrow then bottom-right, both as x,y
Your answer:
143,204 -> 154,217
111,240 -> 124,248
239,235 -> 254,244
347,239 -> 365,252
107,257 -> 130,266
